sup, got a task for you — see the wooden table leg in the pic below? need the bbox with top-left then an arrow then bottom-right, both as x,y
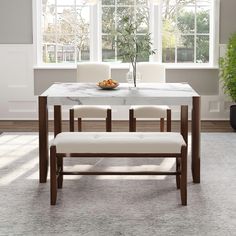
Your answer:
192,96 -> 201,183
39,96 -> 48,183
54,105 -> 62,137
54,105 -> 63,188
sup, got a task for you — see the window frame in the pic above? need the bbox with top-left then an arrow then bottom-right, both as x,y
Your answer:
33,0 -> 220,68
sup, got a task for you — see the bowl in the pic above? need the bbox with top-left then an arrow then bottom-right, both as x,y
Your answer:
97,80 -> 119,90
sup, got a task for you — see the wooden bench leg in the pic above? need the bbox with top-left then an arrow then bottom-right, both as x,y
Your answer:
50,146 -> 57,205
69,109 -> 74,132
160,118 -> 164,132
129,109 -> 136,132
57,157 -> 63,189
180,146 -> 187,206
176,157 -> 180,189
167,109 -> 171,132
106,109 -> 112,132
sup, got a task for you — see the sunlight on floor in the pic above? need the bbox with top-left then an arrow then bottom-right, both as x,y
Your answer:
96,158 -> 176,180
0,133 -> 191,184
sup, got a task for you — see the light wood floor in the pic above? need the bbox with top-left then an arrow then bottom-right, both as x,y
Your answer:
0,120 -> 234,132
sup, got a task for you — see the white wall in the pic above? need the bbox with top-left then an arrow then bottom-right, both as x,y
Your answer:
0,45 -> 37,120
0,44 -> 231,120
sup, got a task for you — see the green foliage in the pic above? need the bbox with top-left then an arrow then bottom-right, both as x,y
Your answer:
219,33 -> 236,102
116,15 -> 156,86
162,3 -> 210,63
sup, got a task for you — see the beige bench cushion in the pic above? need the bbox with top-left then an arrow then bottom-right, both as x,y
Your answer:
72,105 -> 111,118
53,132 -> 186,154
130,105 -> 169,118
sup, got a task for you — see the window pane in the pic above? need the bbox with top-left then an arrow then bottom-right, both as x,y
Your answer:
197,6 -> 209,33
57,44 -> 75,63
42,6 -> 56,33
101,0 -> 149,62
42,0 -> 55,6
196,35 -> 209,63
136,0 -> 148,5
57,35 -> 75,63
75,6 -> 90,61
117,0 -> 134,5
42,35 -> 56,63
136,35 -> 150,62
102,0 -> 115,5
177,7 -> 195,34
57,7 -> 76,34
77,41 -> 90,61
177,0 -> 195,6
162,18 -> 176,63
58,34 -> 74,44
162,0 -> 176,6
117,7 -> 134,31
136,7 -> 149,33
162,0 -> 211,64
162,30 -> 176,63
102,7 -> 115,33
57,0 -> 75,5
162,47 -> 175,63
42,0 -> 90,64
196,0 -> 210,5
102,35 -> 116,62
162,1 -> 177,63
43,34 -> 56,43
177,35 -> 194,62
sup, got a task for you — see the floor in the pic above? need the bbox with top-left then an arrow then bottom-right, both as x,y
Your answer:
0,120 -> 233,132
0,132 -> 236,235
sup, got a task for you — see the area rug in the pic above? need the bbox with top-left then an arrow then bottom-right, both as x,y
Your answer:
0,132 -> 236,235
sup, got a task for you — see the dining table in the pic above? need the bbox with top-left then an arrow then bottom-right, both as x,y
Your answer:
38,82 -> 201,183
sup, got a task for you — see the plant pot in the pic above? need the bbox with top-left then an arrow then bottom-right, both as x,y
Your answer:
230,104 -> 236,130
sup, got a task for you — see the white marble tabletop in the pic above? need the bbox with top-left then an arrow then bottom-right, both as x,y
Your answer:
41,83 -> 199,106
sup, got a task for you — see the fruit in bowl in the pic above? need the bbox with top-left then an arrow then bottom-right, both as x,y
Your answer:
97,79 -> 119,89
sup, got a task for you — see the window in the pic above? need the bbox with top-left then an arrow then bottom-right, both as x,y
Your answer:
42,0 -> 90,63
101,0 -> 149,62
39,0 -> 218,65
162,0 -> 211,64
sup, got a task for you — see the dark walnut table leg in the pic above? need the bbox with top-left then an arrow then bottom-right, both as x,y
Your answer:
38,96 -> 48,183
54,105 -> 63,188
54,105 -> 62,137
192,96 -> 201,183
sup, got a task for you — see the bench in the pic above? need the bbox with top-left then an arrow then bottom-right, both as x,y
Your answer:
50,106 -> 188,206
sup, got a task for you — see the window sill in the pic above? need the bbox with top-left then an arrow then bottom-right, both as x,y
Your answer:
164,64 -> 219,69
34,63 -> 219,70
34,64 -> 77,69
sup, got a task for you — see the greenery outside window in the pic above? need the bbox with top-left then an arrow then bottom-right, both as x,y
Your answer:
39,0 -> 218,66
162,0 -> 211,64
101,0 -> 149,62
42,0 -> 90,63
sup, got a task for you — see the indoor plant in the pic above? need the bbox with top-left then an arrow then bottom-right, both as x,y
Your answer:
219,32 -> 236,130
116,15 -> 156,87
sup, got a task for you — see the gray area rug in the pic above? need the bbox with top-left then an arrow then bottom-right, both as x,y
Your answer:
0,133 -> 236,236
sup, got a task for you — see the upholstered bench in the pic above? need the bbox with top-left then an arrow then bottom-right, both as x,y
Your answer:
50,106 -> 188,206
50,134 -> 187,206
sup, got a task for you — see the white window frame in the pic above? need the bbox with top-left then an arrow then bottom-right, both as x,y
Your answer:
33,0 -> 220,68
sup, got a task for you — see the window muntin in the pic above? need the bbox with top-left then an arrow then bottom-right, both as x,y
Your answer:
42,0 -> 90,63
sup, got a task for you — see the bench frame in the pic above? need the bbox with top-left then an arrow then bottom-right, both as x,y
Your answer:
50,106 -> 188,206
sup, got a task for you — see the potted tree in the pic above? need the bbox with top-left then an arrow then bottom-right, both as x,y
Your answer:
219,32 -> 236,130
116,15 -> 156,88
